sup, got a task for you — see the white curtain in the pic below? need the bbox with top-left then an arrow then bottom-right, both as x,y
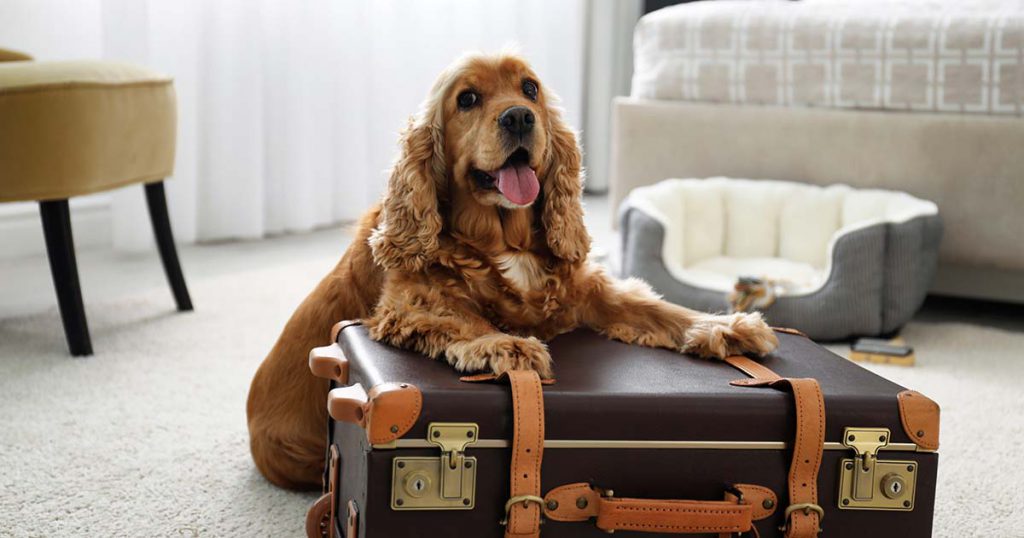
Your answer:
97,0 -> 585,251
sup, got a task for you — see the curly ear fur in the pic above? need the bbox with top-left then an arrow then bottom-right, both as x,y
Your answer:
368,113 -> 447,272
542,107 -> 590,264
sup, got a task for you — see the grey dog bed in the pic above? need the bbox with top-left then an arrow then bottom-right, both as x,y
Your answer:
619,178 -> 942,341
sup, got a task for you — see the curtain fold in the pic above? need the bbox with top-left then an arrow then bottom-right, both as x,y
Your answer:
99,0 -> 585,251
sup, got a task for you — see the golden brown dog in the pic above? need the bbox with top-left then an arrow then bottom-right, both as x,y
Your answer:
246,53 -> 778,490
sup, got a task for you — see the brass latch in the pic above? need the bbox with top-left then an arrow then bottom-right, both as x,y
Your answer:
429,423 -> 478,500
844,427 -> 889,500
391,423 -> 478,510
838,427 -> 917,511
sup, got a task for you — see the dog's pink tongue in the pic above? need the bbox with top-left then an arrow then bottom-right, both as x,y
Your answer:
496,163 -> 540,205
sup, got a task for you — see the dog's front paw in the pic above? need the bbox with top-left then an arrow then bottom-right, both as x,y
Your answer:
682,312 -> 778,360
447,334 -> 554,379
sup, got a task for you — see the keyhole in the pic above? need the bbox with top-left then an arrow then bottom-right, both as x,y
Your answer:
880,473 -> 907,500
405,472 -> 431,498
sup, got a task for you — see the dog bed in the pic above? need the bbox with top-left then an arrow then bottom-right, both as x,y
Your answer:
619,177 -> 942,340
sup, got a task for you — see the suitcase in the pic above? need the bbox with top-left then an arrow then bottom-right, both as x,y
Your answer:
306,321 -> 939,538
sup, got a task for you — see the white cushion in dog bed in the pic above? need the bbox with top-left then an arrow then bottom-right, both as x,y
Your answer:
685,256 -> 825,294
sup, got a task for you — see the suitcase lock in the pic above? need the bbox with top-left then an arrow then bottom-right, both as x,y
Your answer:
837,427 -> 917,511
390,423 -> 478,510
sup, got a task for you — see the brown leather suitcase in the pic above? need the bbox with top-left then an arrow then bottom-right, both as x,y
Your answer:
306,322 -> 939,538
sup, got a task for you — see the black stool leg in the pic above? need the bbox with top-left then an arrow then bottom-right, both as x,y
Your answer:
143,180 -> 192,309
145,181 -> 193,311
39,199 -> 93,356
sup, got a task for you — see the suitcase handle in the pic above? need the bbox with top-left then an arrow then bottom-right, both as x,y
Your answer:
309,343 -> 350,384
304,493 -> 331,538
542,482 -> 778,535
327,384 -> 370,425
326,382 -> 423,445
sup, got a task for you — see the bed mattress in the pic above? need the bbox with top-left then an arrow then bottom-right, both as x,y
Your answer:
631,0 -> 1024,115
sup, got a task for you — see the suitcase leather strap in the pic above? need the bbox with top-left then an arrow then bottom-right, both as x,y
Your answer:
542,482 -> 777,535
725,356 -> 825,538
502,370 -> 546,538
461,371 -> 548,537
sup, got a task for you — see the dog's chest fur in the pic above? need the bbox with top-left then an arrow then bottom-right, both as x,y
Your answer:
483,251 -> 573,339
445,206 -> 578,335
494,252 -> 546,292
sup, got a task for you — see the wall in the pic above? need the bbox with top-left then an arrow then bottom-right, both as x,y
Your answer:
582,0 -> 642,193
0,0 -> 590,260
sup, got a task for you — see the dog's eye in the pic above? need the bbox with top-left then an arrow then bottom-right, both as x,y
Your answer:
522,80 -> 538,101
457,90 -> 479,110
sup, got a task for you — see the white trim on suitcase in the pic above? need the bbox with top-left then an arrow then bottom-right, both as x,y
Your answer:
375,438 -> 933,452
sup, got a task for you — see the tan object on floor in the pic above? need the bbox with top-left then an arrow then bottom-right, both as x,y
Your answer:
849,337 -> 916,367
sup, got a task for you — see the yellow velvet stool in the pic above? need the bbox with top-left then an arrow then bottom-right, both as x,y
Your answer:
0,48 -> 192,355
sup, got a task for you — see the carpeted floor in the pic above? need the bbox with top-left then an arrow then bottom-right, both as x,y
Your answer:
1,242 -> 1022,536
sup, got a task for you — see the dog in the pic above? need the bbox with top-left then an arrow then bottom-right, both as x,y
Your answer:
246,52 -> 778,490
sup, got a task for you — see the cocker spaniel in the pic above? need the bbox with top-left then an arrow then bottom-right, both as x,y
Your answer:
247,53 -> 778,490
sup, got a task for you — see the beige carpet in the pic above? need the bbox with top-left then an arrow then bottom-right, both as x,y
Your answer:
1,255 -> 1021,537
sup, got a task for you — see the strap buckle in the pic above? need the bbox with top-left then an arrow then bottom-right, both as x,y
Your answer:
724,484 -> 745,503
724,486 -> 750,538
779,503 -> 824,533
499,495 -> 546,526
588,483 -> 615,498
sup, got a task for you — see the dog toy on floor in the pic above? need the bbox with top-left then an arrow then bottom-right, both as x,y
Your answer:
729,276 -> 783,313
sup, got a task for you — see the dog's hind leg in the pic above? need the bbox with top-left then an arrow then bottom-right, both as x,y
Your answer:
247,211 -> 383,490
249,419 -> 326,490
246,286 -> 346,490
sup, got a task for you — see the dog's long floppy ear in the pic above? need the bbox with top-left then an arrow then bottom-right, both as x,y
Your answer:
542,108 -> 591,264
368,113 -> 446,272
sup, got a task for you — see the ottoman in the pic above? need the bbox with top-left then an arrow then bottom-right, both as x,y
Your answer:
0,49 -> 191,355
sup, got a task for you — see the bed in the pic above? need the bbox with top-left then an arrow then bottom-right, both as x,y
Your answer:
611,0 -> 1024,302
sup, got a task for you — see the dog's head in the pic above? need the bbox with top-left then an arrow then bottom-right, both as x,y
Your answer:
369,53 -> 589,271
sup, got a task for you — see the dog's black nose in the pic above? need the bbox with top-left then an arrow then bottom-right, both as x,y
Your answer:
498,106 -> 534,136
